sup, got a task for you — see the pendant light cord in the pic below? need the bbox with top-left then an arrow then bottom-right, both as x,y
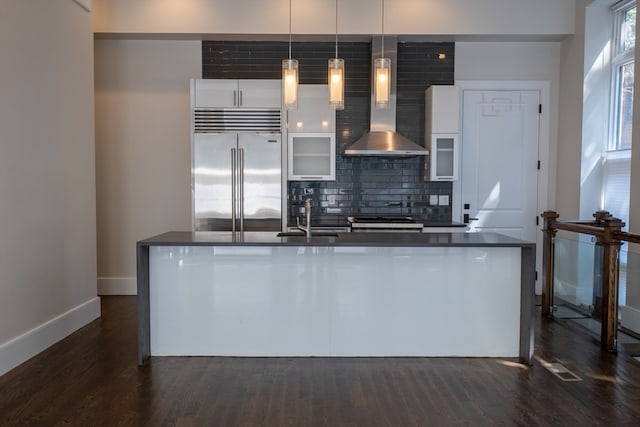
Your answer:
288,0 -> 292,60
335,0 -> 338,58
381,0 -> 385,56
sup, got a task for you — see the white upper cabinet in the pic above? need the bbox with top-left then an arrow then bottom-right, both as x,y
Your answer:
236,80 -> 282,108
286,84 -> 336,133
194,79 -> 281,108
426,85 -> 460,181
425,85 -> 460,134
286,85 -> 337,181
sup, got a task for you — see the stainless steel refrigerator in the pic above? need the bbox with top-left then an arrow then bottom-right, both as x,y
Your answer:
192,113 -> 282,232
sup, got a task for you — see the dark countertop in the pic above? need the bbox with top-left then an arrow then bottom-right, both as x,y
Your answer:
286,219 -> 350,228
138,231 -> 533,248
422,222 -> 467,228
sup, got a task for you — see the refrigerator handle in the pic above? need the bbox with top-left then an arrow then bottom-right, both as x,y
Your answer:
231,148 -> 237,232
239,148 -> 245,232
233,90 -> 237,107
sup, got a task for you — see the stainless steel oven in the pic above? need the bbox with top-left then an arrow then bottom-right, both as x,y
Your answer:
347,216 -> 424,232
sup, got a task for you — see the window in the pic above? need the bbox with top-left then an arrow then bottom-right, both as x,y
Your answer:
610,1 -> 635,151
618,2 -> 636,53
607,0 -> 635,307
605,0 -> 634,229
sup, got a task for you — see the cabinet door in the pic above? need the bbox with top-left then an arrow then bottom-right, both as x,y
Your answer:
426,85 -> 460,134
287,84 -> 336,132
430,134 -> 458,181
288,133 -> 335,181
238,133 -> 282,228
194,80 -> 238,107
238,80 -> 282,108
193,133 -> 238,231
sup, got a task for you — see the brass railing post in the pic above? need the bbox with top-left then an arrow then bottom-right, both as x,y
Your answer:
541,211 -> 559,317
593,210 -> 624,353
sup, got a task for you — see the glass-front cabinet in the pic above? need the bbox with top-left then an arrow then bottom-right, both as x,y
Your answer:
288,133 -> 335,181
429,133 -> 458,181
425,85 -> 460,181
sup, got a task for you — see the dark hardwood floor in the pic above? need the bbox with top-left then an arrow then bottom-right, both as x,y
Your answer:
2,296 -> 640,426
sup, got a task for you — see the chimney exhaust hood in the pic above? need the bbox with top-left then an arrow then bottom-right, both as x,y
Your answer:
343,36 -> 428,157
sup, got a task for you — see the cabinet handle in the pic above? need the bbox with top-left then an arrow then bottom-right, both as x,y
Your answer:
463,214 -> 479,223
233,90 -> 237,106
231,148 -> 237,232
239,148 -> 245,232
239,90 -> 243,106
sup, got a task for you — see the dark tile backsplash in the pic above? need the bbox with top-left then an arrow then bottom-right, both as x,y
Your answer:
203,40 -> 455,225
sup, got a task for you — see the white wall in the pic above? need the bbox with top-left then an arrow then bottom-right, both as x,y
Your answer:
580,4 -> 612,220
630,0 -> 640,238
93,0 -> 575,37
556,0 -> 590,220
0,0 -> 100,376
623,0 -> 640,321
94,40 -> 201,294
90,1 -> 609,301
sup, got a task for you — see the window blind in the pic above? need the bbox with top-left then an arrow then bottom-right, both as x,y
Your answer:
603,151 -> 631,230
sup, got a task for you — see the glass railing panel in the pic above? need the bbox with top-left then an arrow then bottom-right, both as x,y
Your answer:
553,234 -> 601,326
620,247 -> 640,335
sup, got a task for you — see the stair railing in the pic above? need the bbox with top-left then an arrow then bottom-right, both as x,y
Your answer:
541,210 -> 640,352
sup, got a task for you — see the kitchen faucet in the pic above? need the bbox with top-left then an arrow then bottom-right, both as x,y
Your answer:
296,198 -> 312,237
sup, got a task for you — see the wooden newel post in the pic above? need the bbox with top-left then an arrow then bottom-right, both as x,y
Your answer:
594,210 -> 625,353
541,211 -> 559,317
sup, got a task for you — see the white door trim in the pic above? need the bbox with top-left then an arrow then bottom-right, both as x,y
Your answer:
455,80 -> 550,294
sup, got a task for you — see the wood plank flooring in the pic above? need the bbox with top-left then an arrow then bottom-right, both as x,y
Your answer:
1,296 -> 640,426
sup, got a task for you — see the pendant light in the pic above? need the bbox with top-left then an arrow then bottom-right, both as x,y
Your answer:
328,0 -> 345,110
374,0 -> 390,108
282,0 -> 298,109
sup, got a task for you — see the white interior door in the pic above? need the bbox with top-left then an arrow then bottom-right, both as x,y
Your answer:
461,90 -> 540,243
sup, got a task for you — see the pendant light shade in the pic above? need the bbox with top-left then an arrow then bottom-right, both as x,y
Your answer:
374,0 -> 390,108
282,59 -> 299,109
328,0 -> 344,110
283,0 -> 298,109
374,57 -> 390,108
328,59 -> 345,109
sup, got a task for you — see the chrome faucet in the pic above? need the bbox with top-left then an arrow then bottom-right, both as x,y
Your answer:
296,198 -> 312,237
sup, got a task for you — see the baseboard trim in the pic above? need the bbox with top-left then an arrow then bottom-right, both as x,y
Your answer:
97,277 -> 137,295
0,297 -> 101,377
621,305 -> 640,335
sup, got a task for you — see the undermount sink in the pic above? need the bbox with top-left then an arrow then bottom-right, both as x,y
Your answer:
277,232 -> 339,237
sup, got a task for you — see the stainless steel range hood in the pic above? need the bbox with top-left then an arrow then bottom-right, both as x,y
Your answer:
344,36 -> 428,157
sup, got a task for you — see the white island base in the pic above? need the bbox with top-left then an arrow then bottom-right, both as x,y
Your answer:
147,244 -> 525,359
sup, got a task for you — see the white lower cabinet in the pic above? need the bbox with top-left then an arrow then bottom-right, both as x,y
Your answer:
148,244 -> 523,357
288,133 -> 336,181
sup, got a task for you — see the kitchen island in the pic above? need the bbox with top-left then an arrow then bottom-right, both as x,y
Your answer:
137,232 -> 535,365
